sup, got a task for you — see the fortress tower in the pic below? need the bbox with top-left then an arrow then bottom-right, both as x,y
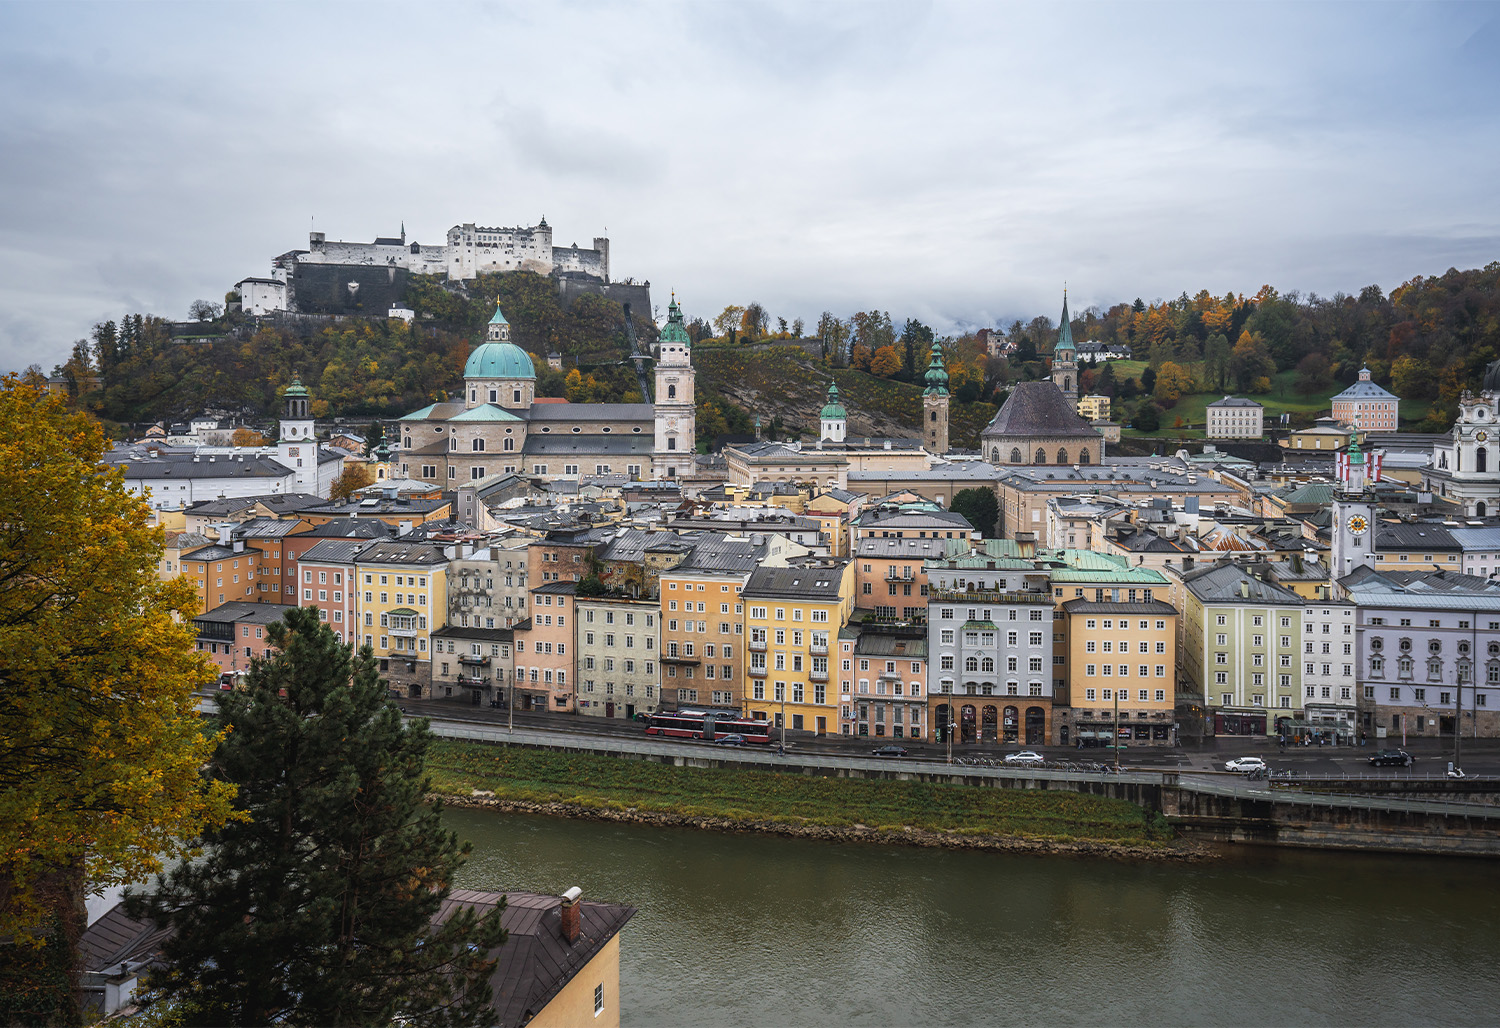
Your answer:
653,296 -> 696,479
922,343 -> 950,454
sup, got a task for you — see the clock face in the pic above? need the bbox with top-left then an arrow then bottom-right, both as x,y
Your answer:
1479,431 -> 1489,442
1347,515 -> 1368,536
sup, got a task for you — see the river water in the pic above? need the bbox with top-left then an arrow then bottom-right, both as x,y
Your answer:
448,809 -> 1500,1027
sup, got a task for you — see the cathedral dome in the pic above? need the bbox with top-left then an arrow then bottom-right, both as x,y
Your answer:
464,342 -> 536,380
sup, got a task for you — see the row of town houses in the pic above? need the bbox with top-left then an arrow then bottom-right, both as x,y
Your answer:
172,481 -> 1500,748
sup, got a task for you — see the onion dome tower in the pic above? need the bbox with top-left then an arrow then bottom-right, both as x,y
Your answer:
922,343 -> 950,454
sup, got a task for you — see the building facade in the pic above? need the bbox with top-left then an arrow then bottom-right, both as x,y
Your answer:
1060,599 -> 1178,747
1205,396 -> 1265,439
1331,366 -> 1400,432
742,561 -> 855,736
576,595 -> 660,719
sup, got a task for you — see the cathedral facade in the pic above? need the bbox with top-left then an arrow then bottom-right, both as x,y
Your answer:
1424,359 -> 1500,517
395,300 -> 696,486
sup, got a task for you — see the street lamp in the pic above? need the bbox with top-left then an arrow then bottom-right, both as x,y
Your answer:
1113,681 -> 1121,769
508,667 -> 515,734
779,688 -> 787,755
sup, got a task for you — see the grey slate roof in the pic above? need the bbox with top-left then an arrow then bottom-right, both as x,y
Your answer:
1207,396 -> 1263,408
854,537 -> 951,559
184,493 -> 325,517
355,540 -> 448,565
194,601 -> 298,625
234,517 -> 308,539
298,538 -> 372,564
741,561 -> 849,600
297,518 -> 397,540
525,403 -> 655,422
521,436 -> 654,456
1338,565 -> 1500,609
1375,523 -> 1460,551
981,381 -> 1102,439
1332,377 -> 1398,401
1178,562 -> 1304,605
1060,599 -> 1180,616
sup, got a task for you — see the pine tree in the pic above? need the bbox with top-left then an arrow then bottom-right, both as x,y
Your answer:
128,608 -> 505,1027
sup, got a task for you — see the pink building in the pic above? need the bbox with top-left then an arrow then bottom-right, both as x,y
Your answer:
193,602 -> 298,681
1331,367 -> 1399,432
296,539 -> 365,643
513,581 -> 576,712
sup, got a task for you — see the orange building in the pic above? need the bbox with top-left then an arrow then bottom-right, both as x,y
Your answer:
513,581 -> 577,712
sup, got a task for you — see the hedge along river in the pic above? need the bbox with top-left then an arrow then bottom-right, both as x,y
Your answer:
446,808 -> 1500,1027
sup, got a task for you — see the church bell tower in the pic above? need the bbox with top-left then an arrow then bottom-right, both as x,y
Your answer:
1051,290 -> 1078,402
653,295 -> 696,480
922,343 -> 950,454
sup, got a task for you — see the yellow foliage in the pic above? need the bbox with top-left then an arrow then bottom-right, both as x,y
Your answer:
0,377 -> 236,940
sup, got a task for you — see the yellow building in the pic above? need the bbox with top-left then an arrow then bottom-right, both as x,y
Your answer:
1077,394 -> 1111,421
660,565 -> 751,710
741,559 -> 855,736
1061,598 -> 1179,747
354,539 -> 449,698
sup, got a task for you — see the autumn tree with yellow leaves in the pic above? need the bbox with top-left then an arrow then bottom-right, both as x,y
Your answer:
0,377 -> 235,1023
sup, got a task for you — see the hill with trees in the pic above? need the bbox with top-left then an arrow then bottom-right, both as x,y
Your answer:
38,259 -> 1500,444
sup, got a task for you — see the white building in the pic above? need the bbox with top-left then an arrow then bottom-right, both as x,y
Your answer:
1205,396 -> 1265,439
1426,362 -> 1500,517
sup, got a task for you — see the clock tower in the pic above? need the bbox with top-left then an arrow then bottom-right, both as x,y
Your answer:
653,295 -> 696,480
1331,441 -> 1376,576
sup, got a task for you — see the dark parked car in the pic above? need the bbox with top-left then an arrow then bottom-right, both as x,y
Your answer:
714,733 -> 748,746
1369,749 -> 1415,767
871,745 -> 909,757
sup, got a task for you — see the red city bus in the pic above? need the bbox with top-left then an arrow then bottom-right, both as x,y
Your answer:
644,708 -> 774,744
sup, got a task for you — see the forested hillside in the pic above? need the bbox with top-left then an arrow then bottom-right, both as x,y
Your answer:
43,260 -> 1500,439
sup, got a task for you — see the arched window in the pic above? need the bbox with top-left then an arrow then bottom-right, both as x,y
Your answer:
965,656 -> 979,673
503,437 -> 514,451
1057,449 -> 1068,464
1479,447 -> 1489,474
930,411 -> 937,422
471,438 -> 484,452
992,447 -> 1001,461
1079,449 -> 1091,465
1034,448 -> 1046,464
1010,448 -> 1022,463
1479,501 -> 1489,517
667,384 -> 677,399
981,657 -> 994,673
1063,376 -> 1072,393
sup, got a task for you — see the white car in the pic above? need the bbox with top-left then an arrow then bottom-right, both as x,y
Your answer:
1224,756 -> 1268,773
1004,750 -> 1045,765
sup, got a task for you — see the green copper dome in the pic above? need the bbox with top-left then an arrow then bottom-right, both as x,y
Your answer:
283,375 -> 309,398
923,344 -> 949,396
659,294 -> 691,346
820,383 -> 847,419
488,304 -> 509,326
464,342 -> 535,380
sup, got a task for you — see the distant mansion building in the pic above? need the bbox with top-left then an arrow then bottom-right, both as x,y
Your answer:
1331,367 -> 1399,432
1205,396 -> 1264,439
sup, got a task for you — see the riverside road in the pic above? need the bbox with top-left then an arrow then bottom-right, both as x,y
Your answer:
392,696 -> 1500,779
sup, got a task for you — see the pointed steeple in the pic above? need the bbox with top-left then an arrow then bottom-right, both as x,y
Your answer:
923,343 -> 949,396
1055,289 -> 1076,355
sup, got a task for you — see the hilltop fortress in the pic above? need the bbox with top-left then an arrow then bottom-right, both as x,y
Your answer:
236,218 -> 649,318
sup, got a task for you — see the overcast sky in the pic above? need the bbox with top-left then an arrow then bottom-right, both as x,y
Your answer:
2,1 -> 1497,372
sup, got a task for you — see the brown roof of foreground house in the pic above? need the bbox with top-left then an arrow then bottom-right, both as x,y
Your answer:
78,890 -> 635,1028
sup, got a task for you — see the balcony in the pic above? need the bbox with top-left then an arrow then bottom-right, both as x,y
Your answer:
885,570 -> 916,582
810,642 -> 829,657
928,587 -> 1050,605
387,622 -> 420,638
748,638 -> 767,653
459,653 -> 490,665
809,668 -> 829,683
748,665 -> 768,678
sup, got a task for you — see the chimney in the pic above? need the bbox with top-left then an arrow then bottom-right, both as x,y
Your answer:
217,523 -> 233,546
559,886 -> 582,944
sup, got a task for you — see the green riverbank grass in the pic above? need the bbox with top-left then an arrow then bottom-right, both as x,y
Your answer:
427,741 -> 1171,844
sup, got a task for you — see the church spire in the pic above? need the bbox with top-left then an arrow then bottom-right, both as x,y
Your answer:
1055,290 -> 1076,354
923,343 -> 949,396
